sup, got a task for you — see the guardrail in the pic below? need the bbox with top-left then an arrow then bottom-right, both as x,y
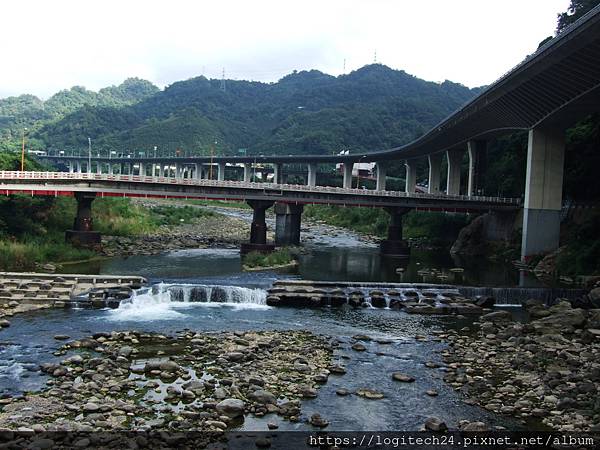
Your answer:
0,171 -> 521,205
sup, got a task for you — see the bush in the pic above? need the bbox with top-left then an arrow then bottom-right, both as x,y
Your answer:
243,249 -> 294,268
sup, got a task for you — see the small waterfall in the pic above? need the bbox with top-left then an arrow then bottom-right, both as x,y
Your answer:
109,283 -> 268,321
457,286 -> 587,306
160,284 -> 267,305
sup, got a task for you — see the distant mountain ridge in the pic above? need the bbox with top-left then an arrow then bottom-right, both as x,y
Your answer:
0,65 -> 481,156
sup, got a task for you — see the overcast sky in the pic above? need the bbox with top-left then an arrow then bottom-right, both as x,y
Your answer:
1,0 -> 571,99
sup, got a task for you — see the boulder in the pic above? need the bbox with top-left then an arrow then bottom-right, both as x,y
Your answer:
424,417 -> 447,432
216,398 -> 245,418
249,389 -> 277,405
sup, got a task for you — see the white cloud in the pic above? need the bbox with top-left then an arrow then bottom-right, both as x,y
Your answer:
0,0 -> 571,98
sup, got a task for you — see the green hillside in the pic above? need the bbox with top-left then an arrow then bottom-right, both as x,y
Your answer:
1,65 -> 480,157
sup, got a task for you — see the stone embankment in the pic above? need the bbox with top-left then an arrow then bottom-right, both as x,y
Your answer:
266,280 -> 494,314
441,287 -> 600,432
0,272 -> 146,327
0,330 -> 333,446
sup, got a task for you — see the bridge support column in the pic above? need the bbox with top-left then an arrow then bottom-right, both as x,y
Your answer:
307,163 -> 317,187
217,162 -> 226,181
241,200 -> 275,255
273,163 -> 282,184
76,161 -> 82,173
428,153 -> 442,194
446,149 -> 463,195
158,164 -> 164,177
467,140 -> 487,197
376,162 -> 387,191
96,162 -> 101,175
175,163 -> 182,178
405,160 -> 417,194
68,161 -> 74,173
521,127 -> 565,261
65,192 -> 101,248
380,207 -> 411,257
139,162 -> 145,176
244,163 -> 252,182
275,202 -> 303,246
342,163 -> 353,189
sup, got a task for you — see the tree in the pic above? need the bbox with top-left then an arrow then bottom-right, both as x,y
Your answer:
557,0 -> 600,32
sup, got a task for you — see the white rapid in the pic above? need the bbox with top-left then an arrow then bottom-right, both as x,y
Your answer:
107,283 -> 269,321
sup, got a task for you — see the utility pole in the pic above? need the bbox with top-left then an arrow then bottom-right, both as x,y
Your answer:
88,137 -> 92,174
343,58 -> 346,74
20,128 -> 27,171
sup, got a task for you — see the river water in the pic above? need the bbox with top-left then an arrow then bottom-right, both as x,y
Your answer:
0,210 -> 528,431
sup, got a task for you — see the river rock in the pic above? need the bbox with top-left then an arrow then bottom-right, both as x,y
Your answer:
158,360 -> 180,373
480,311 -> 512,322
336,388 -> 350,396
249,389 -> 277,405
461,421 -> 488,432
424,417 -> 447,432
309,413 -> 329,428
356,388 -> 384,399
216,398 -> 245,418
0,319 -> 10,328
352,343 -> 366,352
392,372 -> 415,382
300,386 -> 318,398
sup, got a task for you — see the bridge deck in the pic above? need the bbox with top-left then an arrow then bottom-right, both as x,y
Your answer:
0,171 -> 520,212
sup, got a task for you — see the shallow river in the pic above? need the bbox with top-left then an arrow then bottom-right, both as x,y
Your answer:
0,214 -> 525,431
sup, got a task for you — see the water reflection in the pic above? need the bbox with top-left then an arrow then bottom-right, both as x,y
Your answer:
63,246 -> 521,287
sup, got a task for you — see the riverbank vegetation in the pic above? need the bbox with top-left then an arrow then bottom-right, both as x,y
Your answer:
242,249 -> 295,270
303,205 -> 469,246
0,152 -> 218,270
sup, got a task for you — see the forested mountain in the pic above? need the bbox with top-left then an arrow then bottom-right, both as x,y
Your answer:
0,78 -> 159,152
0,65 -> 480,157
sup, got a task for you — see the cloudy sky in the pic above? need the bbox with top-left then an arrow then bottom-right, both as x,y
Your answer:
1,0 -> 570,99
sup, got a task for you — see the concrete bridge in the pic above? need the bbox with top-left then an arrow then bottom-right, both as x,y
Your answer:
36,5 -> 600,260
0,171 -> 518,256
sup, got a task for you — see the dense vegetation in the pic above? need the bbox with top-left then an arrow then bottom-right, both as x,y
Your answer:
0,78 -> 158,153
0,65 -> 479,158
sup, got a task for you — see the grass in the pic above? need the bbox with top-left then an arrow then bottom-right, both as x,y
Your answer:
242,249 -> 294,269
0,197 -> 217,270
0,231 -> 95,270
304,205 -> 390,237
303,205 -> 469,245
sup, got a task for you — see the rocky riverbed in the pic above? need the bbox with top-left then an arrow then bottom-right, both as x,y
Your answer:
0,330 -> 333,442
441,289 -> 600,432
101,213 -> 268,258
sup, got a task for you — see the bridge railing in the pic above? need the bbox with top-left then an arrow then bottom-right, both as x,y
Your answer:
0,171 -> 521,205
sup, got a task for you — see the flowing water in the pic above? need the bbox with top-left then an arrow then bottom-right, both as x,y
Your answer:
0,209 -> 564,431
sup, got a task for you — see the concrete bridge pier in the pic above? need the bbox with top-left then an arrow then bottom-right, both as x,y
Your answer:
275,202 -> 303,246
521,127 -> 565,261
241,200 -> 275,255
244,163 -> 252,182
446,149 -> 463,195
405,160 -> 417,193
217,162 -> 226,181
65,192 -> 101,248
380,207 -> 411,257
467,140 -> 487,196
376,163 -> 387,191
342,163 -> 353,189
428,153 -> 442,194
307,163 -> 317,187
273,163 -> 282,184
